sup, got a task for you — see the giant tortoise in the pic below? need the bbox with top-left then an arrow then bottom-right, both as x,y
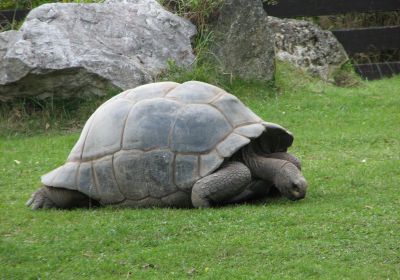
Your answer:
27,81 -> 307,209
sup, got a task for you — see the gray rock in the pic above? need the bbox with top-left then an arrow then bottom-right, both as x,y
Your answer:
0,0 -> 196,101
268,16 -> 348,80
210,0 -> 275,81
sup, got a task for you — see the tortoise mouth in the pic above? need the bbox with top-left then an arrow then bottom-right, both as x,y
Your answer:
286,191 -> 306,201
279,179 -> 307,201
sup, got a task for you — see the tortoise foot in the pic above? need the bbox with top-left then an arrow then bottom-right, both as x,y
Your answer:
26,187 -> 58,210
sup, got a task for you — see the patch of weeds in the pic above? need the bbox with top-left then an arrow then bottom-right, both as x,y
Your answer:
0,89 -> 118,137
332,61 -> 363,87
158,59 -> 223,86
160,0 -> 223,28
159,0 -> 224,65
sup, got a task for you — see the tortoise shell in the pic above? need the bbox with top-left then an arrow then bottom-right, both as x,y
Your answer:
41,81 -> 293,207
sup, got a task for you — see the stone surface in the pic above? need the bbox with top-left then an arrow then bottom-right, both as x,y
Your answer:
210,0 -> 275,81
0,0 -> 196,101
268,16 -> 348,80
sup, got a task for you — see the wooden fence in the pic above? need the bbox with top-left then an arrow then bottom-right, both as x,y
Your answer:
2,2 -> 400,79
0,9 -> 29,25
264,0 -> 400,80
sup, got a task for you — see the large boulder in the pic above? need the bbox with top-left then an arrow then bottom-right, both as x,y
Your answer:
210,0 -> 275,81
268,16 -> 348,80
0,0 -> 196,101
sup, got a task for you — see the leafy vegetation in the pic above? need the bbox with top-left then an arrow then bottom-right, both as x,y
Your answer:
0,90 -> 119,137
1,63 -> 400,279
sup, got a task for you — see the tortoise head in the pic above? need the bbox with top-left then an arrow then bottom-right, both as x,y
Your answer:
274,161 -> 307,200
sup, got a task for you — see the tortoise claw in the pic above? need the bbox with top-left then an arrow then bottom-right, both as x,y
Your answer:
26,187 -> 56,210
25,196 -> 34,207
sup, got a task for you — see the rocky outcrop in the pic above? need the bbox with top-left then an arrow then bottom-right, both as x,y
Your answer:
210,0 -> 275,81
0,0 -> 196,101
268,16 -> 348,80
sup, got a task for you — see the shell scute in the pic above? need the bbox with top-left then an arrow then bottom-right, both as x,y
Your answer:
166,81 -> 225,103
123,81 -> 179,102
122,98 -> 182,151
93,155 -> 124,204
82,98 -> 132,159
77,162 -> 100,200
199,151 -> 223,177
174,154 -> 199,191
113,149 -> 176,199
113,150 -> 148,200
212,94 -> 262,127
171,104 -> 231,153
216,133 -> 250,158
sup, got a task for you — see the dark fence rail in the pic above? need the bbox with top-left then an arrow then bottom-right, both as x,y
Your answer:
264,0 -> 400,80
355,62 -> 400,80
0,9 -> 30,23
332,26 -> 400,54
263,0 -> 400,17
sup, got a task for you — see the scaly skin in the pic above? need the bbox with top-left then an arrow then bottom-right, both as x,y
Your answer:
191,161 -> 251,208
242,146 -> 307,200
266,152 -> 302,171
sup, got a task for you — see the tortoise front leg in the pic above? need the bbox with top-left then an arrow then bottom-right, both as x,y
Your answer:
191,161 -> 251,208
26,186 -> 98,210
226,179 -> 273,204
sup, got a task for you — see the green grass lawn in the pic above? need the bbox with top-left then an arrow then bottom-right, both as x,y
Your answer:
1,65 -> 400,279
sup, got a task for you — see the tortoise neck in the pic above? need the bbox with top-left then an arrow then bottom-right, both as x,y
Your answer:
241,143 -> 287,184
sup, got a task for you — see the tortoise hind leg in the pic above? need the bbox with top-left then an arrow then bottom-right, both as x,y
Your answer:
26,186 -> 99,210
191,161 -> 251,208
